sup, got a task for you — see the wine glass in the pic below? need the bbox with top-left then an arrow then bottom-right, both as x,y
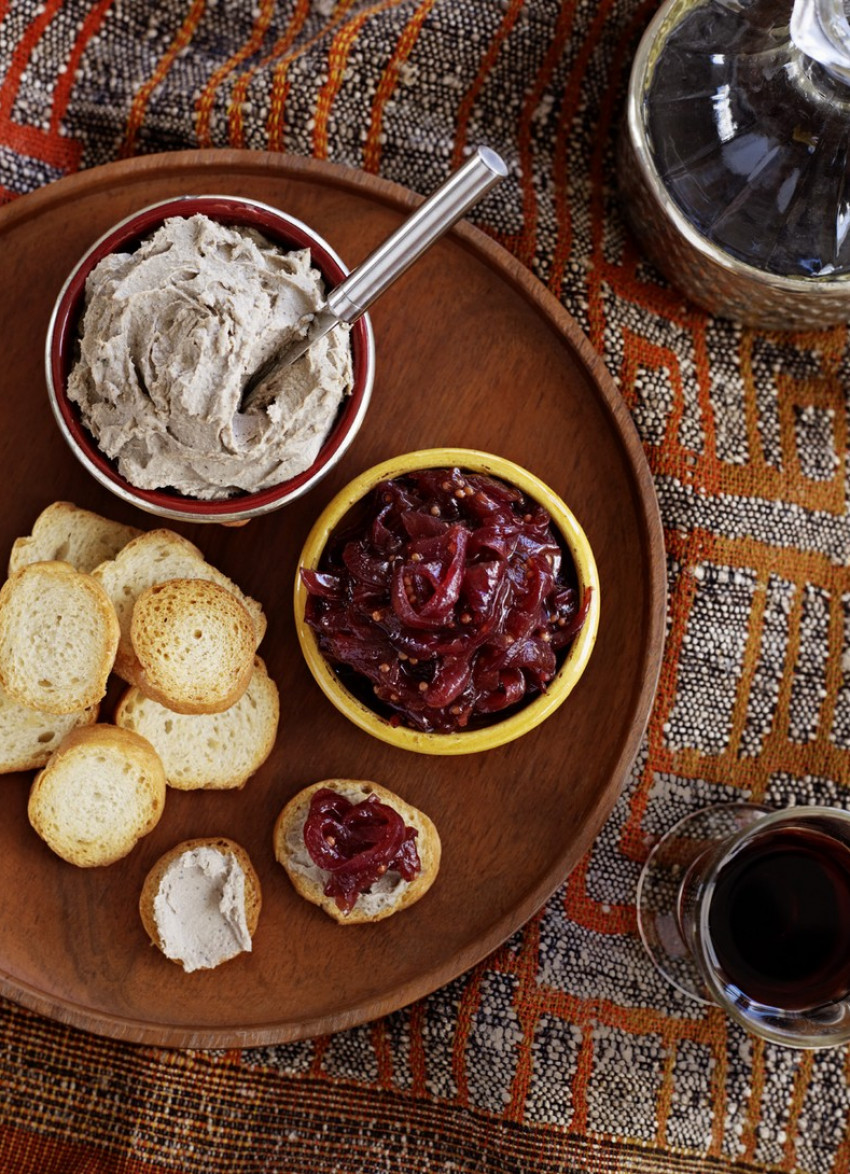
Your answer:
637,803 -> 850,1048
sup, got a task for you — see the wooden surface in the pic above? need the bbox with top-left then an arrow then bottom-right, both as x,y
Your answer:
0,150 -> 666,1047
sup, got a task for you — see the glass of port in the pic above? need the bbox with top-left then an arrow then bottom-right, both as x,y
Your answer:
637,803 -> 850,1048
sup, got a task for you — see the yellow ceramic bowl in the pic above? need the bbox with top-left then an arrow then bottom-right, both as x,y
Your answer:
294,448 -> 600,755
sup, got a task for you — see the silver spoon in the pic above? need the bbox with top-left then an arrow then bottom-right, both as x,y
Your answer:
242,146 -> 508,408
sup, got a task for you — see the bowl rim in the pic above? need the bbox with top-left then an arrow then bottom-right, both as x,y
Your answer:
293,447 -> 601,756
44,193 -> 375,524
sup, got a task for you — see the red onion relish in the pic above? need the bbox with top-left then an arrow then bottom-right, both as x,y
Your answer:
304,788 -> 420,913
301,467 -> 591,733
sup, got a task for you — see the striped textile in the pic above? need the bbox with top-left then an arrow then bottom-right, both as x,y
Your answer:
2,1 -> 850,1171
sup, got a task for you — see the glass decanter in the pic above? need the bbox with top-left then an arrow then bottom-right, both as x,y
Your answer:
620,0 -> 850,327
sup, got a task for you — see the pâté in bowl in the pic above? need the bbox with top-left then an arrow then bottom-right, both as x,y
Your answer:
294,448 -> 600,755
45,194 -> 375,524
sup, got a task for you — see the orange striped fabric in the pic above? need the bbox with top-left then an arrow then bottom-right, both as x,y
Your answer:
2,1 -> 850,1172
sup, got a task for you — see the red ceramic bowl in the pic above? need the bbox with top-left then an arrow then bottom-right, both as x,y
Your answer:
45,195 -> 375,524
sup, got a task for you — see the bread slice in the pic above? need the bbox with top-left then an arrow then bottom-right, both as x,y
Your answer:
114,656 -> 279,789
28,724 -> 166,867
0,561 -> 119,715
91,529 -> 266,681
0,682 -> 98,773
274,779 -> 441,924
9,502 -> 141,576
139,837 -> 261,972
127,578 -> 257,714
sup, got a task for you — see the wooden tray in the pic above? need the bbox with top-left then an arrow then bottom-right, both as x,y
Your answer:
0,150 -> 665,1047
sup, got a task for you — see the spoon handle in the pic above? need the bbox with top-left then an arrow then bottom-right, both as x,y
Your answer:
241,147 -> 508,404
327,146 -> 508,322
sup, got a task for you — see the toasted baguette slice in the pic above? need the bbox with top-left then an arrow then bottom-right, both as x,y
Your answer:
139,837 -> 261,972
0,681 -> 98,773
274,779 -> 441,924
92,529 -> 266,680
9,502 -> 141,576
127,578 -> 257,714
28,724 -> 166,867
115,657 -> 279,789
0,561 -> 119,715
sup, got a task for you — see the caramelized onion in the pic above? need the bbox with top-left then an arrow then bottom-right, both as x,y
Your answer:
304,787 -> 421,912
302,468 -> 591,733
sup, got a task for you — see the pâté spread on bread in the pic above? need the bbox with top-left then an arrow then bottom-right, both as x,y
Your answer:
141,838 -> 261,972
67,214 -> 354,499
300,467 -> 591,733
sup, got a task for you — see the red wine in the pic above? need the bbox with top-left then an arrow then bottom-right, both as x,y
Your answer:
708,827 -> 850,1011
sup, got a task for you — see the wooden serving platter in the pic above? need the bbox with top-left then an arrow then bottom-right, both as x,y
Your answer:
0,149 -> 665,1047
